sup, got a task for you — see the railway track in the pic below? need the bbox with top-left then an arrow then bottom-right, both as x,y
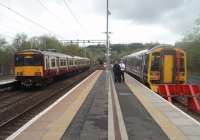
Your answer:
174,101 -> 200,122
0,69 -> 95,140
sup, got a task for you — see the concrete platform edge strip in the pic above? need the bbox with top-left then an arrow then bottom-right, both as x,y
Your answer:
126,74 -> 200,126
0,79 -> 16,85
41,70 -> 103,140
6,71 -> 100,140
109,73 -> 129,140
108,72 -> 115,140
125,74 -> 189,140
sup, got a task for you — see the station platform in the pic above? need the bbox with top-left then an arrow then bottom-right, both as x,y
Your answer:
0,79 -> 15,85
6,70 -> 200,140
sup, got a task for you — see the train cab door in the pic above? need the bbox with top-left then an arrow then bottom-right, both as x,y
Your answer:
162,55 -> 174,83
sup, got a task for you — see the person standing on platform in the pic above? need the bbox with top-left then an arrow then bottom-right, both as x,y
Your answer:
119,60 -> 125,82
113,61 -> 121,83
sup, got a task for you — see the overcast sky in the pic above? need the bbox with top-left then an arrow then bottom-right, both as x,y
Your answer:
0,0 -> 200,44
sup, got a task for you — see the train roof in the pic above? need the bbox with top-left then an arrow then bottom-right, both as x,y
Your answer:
123,44 -> 184,58
73,56 -> 89,60
125,49 -> 148,58
42,50 -> 72,58
148,44 -> 173,52
16,49 -> 90,60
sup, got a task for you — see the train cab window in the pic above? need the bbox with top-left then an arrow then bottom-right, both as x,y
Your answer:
15,54 -> 43,66
15,55 -> 24,66
151,53 -> 160,71
177,58 -> 185,72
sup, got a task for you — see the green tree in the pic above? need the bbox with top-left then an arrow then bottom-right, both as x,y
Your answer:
0,36 -> 7,48
12,33 -> 29,50
177,17 -> 200,75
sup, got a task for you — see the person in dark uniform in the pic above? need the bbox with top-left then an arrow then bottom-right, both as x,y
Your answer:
113,61 -> 121,82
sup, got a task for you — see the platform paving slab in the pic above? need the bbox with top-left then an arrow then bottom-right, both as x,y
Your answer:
7,70 -> 102,140
61,71 -> 108,140
114,82 -> 169,140
0,79 -> 15,85
125,73 -> 200,140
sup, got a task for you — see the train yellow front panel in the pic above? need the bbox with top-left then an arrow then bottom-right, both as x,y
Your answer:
163,55 -> 173,83
15,66 -> 43,76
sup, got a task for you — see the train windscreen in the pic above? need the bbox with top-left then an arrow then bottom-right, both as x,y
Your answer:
151,52 -> 160,71
15,54 -> 43,66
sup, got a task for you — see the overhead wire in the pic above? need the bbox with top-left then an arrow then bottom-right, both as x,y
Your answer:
0,13 -> 29,29
62,0 -> 87,35
36,0 -> 79,37
0,2 -> 65,39
37,0 -> 64,25
0,23 -> 21,33
0,27 -> 16,39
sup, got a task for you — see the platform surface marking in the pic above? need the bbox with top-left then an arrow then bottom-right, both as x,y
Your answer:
8,70 -> 102,140
61,71 -> 108,140
125,73 -> 190,140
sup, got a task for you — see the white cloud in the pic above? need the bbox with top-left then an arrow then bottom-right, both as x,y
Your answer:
0,0 -> 199,44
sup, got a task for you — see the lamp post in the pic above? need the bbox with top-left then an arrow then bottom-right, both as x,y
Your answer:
106,0 -> 110,70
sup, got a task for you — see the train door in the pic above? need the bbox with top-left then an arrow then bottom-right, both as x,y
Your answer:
141,55 -> 145,80
56,57 -> 59,75
142,54 -> 148,82
45,56 -> 49,76
163,55 -> 174,83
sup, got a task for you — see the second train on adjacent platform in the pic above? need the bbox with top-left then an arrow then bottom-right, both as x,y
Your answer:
123,45 -> 187,92
15,49 -> 90,87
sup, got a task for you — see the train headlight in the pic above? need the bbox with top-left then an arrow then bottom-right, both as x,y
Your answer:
150,71 -> 160,80
17,72 -> 23,76
35,72 -> 41,76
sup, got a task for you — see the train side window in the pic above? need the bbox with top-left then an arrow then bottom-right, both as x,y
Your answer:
56,58 -> 59,67
66,58 -> 68,66
64,60 -> 66,66
143,55 -> 149,74
51,59 -> 56,67
60,59 -> 62,66
33,55 -> 43,65
69,59 -> 72,66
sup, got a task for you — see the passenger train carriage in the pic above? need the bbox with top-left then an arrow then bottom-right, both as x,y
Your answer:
15,49 -> 90,87
123,45 -> 187,92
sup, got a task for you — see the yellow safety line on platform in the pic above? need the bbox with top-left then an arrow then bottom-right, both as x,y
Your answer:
125,74 -> 188,140
41,70 -> 102,140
